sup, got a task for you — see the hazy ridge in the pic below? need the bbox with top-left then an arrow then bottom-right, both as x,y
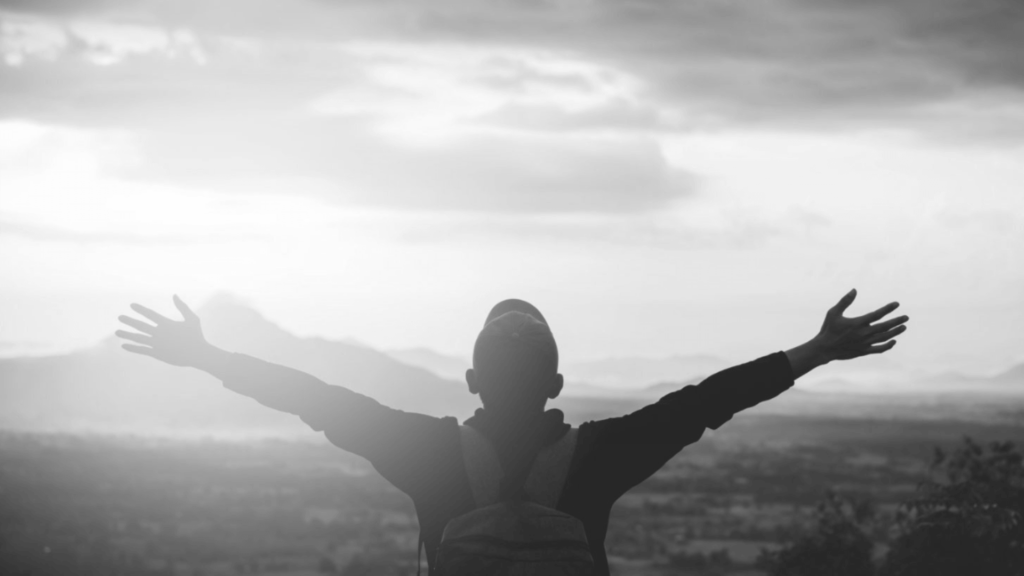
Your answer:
1,298 -> 1021,438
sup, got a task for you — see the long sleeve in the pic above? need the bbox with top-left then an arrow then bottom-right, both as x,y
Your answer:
216,351 -> 386,435
566,351 -> 795,500
214,352 -> 459,498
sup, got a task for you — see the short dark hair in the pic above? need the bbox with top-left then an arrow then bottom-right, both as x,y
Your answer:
472,311 -> 558,397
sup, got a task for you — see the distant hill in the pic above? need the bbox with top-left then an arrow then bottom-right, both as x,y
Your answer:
914,363 -> 1024,395
2,296 -> 1020,437
990,363 -> 1024,386
386,348 -> 471,382
638,376 -> 705,399
386,342 -> 1024,400
561,354 -> 730,391
384,347 -> 729,397
0,296 -> 479,436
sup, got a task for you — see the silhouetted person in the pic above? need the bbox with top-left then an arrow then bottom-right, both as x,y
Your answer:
116,290 -> 907,575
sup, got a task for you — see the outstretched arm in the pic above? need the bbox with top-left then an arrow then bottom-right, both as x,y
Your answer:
115,296 -> 456,496
116,295 -> 378,421
570,289 -> 909,499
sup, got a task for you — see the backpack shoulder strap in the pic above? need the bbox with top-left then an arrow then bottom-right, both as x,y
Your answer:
523,427 -> 577,508
459,425 -> 503,508
458,425 -> 578,509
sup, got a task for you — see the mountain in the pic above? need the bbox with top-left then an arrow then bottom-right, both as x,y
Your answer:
0,296 -> 478,436
916,364 -> 1024,395
561,354 -> 730,391
796,353 -> 912,390
3,295 -> 1020,437
990,363 -> 1024,387
384,347 -> 728,397
637,376 -> 705,400
386,348 -> 471,382
560,382 -> 639,398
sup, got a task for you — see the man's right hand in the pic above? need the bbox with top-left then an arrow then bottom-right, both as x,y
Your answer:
116,295 -> 216,369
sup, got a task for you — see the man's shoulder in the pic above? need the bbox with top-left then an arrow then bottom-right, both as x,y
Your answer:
365,413 -> 466,498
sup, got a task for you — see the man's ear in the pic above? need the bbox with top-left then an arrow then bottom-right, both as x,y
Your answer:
547,373 -> 564,400
466,368 -> 479,395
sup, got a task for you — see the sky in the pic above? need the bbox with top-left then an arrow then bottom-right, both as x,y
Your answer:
1,0 -> 1022,382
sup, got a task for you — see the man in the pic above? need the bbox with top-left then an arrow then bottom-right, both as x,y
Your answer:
116,289 -> 908,575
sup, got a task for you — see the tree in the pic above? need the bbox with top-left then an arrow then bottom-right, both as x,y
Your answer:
882,438 -> 1024,576
318,556 -> 338,574
756,491 -> 876,576
669,548 -> 732,571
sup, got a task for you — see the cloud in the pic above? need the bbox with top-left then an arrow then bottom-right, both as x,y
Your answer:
0,15 -> 66,65
0,26 -> 693,213
0,12 -> 205,66
0,0 -> 1019,136
128,116 -> 693,213
67,21 -> 206,66
0,0 -> 129,17
309,42 -> 662,139
394,204 -> 831,250
1,0 -> 1022,214
400,0 -> 1024,127
0,218 -> 246,244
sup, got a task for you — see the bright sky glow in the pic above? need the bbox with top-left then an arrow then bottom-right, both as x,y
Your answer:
1,0 -> 1022,386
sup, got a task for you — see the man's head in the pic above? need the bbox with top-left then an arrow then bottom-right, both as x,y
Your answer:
466,299 -> 563,415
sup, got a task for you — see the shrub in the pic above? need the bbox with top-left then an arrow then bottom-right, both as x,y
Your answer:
882,438 -> 1024,576
756,491 -> 876,576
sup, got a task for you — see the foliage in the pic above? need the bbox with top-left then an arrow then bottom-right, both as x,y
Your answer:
756,491 -> 877,576
882,438 -> 1024,576
760,438 -> 1024,576
669,548 -> 732,571
318,556 -> 338,574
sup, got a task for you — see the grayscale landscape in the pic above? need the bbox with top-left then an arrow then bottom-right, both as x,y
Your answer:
2,0 -> 1022,573
2,299 -> 1022,575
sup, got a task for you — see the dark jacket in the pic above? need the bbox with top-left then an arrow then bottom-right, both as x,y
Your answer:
216,351 -> 794,575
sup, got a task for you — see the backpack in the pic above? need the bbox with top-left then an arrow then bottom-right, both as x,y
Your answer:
433,425 -> 595,576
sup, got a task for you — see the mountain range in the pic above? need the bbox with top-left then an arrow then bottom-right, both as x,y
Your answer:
386,347 -> 730,398
0,297 -> 1021,437
0,296 -> 478,436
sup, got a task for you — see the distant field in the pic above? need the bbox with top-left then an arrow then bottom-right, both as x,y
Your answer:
1,414 -> 1022,576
